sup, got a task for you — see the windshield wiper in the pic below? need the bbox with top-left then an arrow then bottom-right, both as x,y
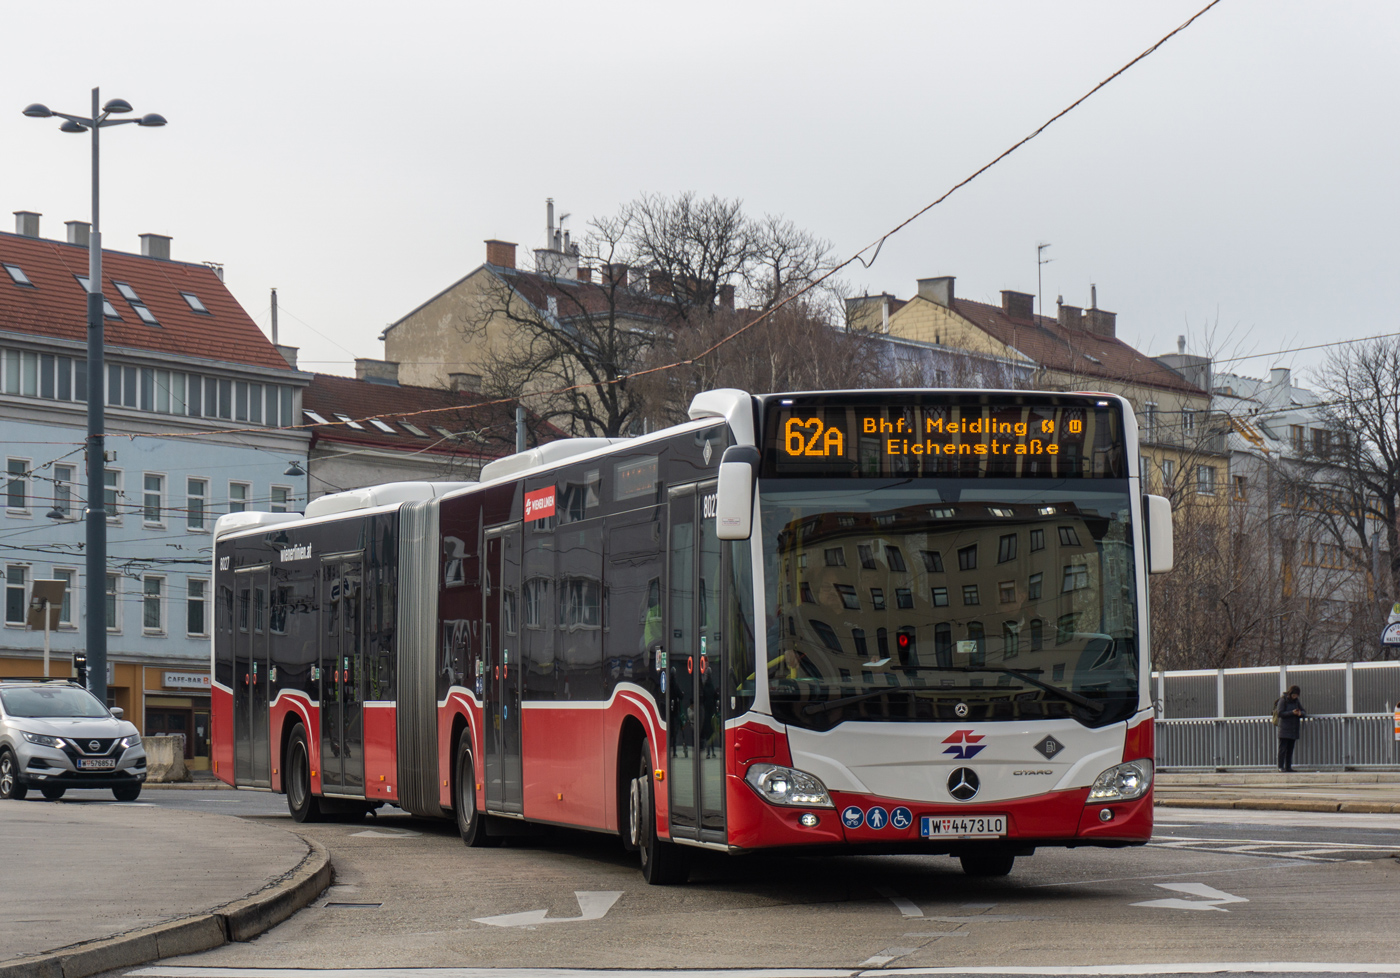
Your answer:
795,667 -> 1103,717
800,687 -> 914,717
973,666 -> 1104,715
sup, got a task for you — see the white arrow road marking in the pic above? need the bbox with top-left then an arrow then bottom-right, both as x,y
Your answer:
858,946 -> 919,967
876,886 -> 923,918
1132,881 -> 1249,912
472,890 -> 622,927
350,827 -> 422,838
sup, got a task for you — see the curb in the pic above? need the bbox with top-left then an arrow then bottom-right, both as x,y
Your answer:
1157,798 -> 1400,814
0,837 -> 331,978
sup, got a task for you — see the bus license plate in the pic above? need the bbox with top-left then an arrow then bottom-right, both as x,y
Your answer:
78,758 -> 116,770
921,815 -> 1007,838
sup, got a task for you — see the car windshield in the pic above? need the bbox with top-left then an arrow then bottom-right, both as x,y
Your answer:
0,685 -> 110,719
759,479 -> 1140,731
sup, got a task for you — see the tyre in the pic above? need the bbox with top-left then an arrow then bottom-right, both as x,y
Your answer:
959,850 -> 1015,877
454,738 -> 498,847
632,738 -> 690,885
0,749 -> 28,800
112,784 -> 141,802
286,724 -> 323,823
41,785 -> 66,800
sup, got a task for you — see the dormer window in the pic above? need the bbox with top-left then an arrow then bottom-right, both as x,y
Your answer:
333,413 -> 364,430
114,282 -> 159,326
74,276 -> 121,319
431,426 -> 459,440
368,418 -> 396,434
303,409 -> 329,425
3,263 -> 34,287
400,421 -> 430,438
180,291 -> 210,314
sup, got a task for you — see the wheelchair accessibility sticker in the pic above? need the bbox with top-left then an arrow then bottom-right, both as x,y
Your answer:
842,805 -> 914,831
890,806 -> 913,830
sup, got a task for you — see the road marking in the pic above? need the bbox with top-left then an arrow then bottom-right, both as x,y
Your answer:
901,931 -> 970,937
875,886 -> 923,918
858,947 -> 918,967
350,827 -> 422,838
921,914 -> 1045,923
1149,835 -> 1400,862
127,964 -> 1400,977
1131,881 -> 1249,912
472,890 -> 622,927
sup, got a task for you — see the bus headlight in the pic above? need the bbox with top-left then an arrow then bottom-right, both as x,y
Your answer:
745,763 -> 834,808
1087,758 -> 1153,802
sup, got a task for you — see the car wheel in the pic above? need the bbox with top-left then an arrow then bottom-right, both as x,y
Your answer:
454,738 -> 498,847
960,850 -> 1015,877
633,737 -> 690,885
0,749 -> 28,800
112,784 -> 141,802
286,724 -> 323,823
41,785 -> 66,800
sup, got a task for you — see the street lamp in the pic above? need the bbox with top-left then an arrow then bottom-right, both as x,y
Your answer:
23,89 -> 165,705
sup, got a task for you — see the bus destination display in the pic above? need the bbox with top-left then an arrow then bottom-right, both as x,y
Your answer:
762,395 -> 1126,479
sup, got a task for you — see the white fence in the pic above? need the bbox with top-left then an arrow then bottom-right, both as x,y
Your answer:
1153,661 -> 1400,770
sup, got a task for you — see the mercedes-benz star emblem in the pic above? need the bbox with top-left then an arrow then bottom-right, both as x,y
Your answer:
89,740 -> 101,752
954,702 -> 969,718
947,767 -> 980,801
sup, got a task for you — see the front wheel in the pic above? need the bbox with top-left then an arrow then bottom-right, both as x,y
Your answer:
113,784 -> 141,802
454,739 -> 498,847
0,749 -> 28,800
286,724 -> 323,823
41,786 -> 66,800
960,850 -> 1015,877
631,738 -> 690,885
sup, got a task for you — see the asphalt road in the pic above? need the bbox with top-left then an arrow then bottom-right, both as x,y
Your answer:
81,797 -> 1396,977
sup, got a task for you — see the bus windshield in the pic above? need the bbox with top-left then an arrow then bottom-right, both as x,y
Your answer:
759,479 -> 1139,732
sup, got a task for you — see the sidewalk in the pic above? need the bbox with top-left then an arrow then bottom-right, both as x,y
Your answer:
0,801 -> 329,978
1155,771 -> 1400,813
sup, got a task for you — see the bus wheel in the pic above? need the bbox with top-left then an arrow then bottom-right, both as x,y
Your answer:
632,738 -> 690,885
959,850 -> 1015,877
455,739 -> 498,848
286,724 -> 323,823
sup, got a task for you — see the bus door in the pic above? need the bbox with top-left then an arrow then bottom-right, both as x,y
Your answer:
666,482 -> 725,843
319,557 -> 365,794
484,524 -> 523,814
233,565 -> 272,787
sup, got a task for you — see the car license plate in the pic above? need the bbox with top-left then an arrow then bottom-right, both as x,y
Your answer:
921,814 -> 1007,838
78,758 -> 116,770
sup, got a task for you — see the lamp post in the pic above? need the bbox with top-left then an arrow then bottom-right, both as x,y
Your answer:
23,89 -> 165,705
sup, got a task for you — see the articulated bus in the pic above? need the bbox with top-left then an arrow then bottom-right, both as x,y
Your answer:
211,388 -> 1173,883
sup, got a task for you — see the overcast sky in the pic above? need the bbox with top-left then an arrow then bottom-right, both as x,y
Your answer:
3,1 -> 1396,391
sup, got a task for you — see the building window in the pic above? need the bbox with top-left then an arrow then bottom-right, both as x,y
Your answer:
1144,402 -> 1158,440
799,582 -> 815,603
1058,526 -> 1080,547
5,565 -> 27,624
999,581 -> 1016,603
930,586 -> 949,607
1183,409 -> 1196,436
851,627 -> 867,658
810,620 -> 843,653
1196,465 -> 1216,495
895,587 -> 913,609
1290,425 -> 1305,451
858,544 -> 876,569
824,547 -> 846,567
966,622 -> 986,667
106,573 -> 120,631
920,550 -> 943,573
835,584 -> 860,610
1030,618 -> 1044,650
52,464 -> 74,517
958,545 -> 977,571
143,473 -> 165,526
187,578 -> 208,636
1062,564 -> 1089,592
998,533 -> 1017,563
1233,476 -> 1247,500
104,469 -> 121,523
1029,528 -> 1045,552
1003,621 -> 1020,658
6,458 -> 28,512
870,587 -> 886,610
143,575 -> 165,633
3,263 -> 34,287
187,478 -> 208,530
1140,456 -> 1151,484
1056,612 -> 1079,644
270,486 -> 291,514
885,545 -> 907,572
962,584 -> 979,606
1028,572 -> 1043,601
54,568 -> 75,626
228,482 -> 249,514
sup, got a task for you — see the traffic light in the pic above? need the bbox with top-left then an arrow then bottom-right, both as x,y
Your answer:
896,629 -> 914,665
73,651 -> 88,687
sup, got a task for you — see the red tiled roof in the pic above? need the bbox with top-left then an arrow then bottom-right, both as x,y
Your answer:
499,267 -> 675,322
303,373 -> 565,458
0,231 -> 289,371
948,296 -> 1203,396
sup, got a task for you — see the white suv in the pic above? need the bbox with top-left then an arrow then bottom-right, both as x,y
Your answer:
0,680 -> 147,801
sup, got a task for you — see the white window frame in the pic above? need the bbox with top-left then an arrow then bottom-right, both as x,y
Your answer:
228,481 -> 249,515
52,463 -> 76,519
104,467 -> 123,524
186,477 -> 208,531
5,564 -> 29,626
269,485 -> 292,514
106,573 -> 121,633
186,577 -> 209,637
142,574 -> 166,634
53,567 -> 77,627
6,457 -> 30,515
1196,465 -> 1217,495
143,471 -> 166,527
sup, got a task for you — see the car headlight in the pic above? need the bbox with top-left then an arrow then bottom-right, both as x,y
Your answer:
1088,758 -> 1154,802
744,763 -> 834,807
120,735 -> 142,749
23,732 -> 62,748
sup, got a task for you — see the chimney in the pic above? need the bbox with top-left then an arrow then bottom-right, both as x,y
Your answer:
140,233 -> 171,260
1178,335 -> 1187,354
276,345 -> 299,369
577,266 -> 593,283
1084,307 -> 1117,338
602,263 -> 628,287
1057,302 -> 1083,329
649,270 -> 672,296
485,240 -> 517,270
719,283 -> 735,310
448,372 -> 482,393
916,276 -> 955,308
65,221 -> 91,247
546,198 -> 555,248
1000,290 -> 1035,321
1270,367 -> 1291,390
13,211 -> 41,237
355,358 -> 400,386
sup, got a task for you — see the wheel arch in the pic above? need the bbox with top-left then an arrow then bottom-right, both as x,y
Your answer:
615,714 -> 647,846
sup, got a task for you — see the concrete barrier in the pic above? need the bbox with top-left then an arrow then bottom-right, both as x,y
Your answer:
144,734 -> 190,783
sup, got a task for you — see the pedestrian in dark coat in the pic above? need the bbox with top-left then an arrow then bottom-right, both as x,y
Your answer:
1275,685 -> 1307,772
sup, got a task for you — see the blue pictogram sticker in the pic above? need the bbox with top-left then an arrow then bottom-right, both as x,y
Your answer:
866,806 -> 889,830
890,806 -> 913,830
841,806 -> 865,829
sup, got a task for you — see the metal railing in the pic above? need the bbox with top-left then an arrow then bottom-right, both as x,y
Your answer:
1156,714 -> 1399,770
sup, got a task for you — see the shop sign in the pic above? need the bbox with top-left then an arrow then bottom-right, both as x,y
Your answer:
164,672 -> 211,690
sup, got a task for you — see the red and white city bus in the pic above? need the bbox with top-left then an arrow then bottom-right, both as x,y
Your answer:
211,388 -> 1172,883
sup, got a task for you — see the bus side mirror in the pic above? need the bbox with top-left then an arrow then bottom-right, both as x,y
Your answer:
716,446 -> 760,541
1145,494 -> 1174,574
